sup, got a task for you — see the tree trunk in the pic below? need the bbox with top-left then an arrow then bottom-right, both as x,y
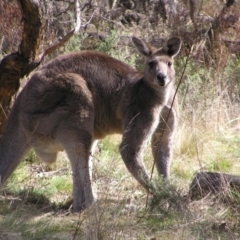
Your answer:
0,0 -> 42,136
0,0 -> 82,137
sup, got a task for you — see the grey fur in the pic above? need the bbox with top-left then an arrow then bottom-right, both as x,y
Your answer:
0,37 -> 181,212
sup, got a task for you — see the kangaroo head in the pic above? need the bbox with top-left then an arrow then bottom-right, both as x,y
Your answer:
132,36 -> 182,87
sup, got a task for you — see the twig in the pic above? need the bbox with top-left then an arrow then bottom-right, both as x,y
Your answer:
37,167 -> 68,177
0,195 -> 22,201
81,10 -> 96,28
0,103 -> 7,119
72,213 -> 84,240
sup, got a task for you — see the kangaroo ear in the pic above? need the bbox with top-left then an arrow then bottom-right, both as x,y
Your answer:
163,37 -> 182,57
132,37 -> 152,57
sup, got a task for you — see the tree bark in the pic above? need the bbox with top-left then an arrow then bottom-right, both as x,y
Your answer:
0,0 -> 82,137
0,0 -> 42,136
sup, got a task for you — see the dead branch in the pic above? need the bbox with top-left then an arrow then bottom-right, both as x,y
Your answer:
37,29 -> 75,62
189,171 -> 240,199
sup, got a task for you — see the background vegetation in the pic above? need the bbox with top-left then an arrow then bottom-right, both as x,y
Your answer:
0,0 -> 240,239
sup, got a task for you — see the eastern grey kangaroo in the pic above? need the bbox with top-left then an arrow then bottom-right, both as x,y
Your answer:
0,36 -> 181,212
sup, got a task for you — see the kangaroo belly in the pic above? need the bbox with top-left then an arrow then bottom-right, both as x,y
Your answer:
93,117 -> 123,139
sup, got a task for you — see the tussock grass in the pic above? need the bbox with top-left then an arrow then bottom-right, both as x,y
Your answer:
1,94 -> 240,239
1,119 -> 240,239
1,40 -> 240,240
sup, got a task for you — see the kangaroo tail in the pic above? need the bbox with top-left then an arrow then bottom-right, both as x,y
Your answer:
0,99 -> 30,183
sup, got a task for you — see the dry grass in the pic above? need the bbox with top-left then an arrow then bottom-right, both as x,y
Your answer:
1,115 -> 240,240
1,60 -> 240,240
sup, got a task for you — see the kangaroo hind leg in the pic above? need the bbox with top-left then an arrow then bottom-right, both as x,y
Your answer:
56,72 -> 95,212
62,133 -> 95,212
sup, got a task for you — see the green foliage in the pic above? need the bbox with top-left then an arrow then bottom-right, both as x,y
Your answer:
223,58 -> 240,100
98,135 -> 120,155
95,30 -> 137,67
1,131 -> 240,239
95,30 -> 119,54
20,175 -> 71,200
95,135 -> 130,181
24,150 -> 37,163
51,175 -> 71,191
145,179 -> 186,230
65,33 -> 83,52
6,162 -> 29,191
210,158 -> 232,172
177,57 -> 240,121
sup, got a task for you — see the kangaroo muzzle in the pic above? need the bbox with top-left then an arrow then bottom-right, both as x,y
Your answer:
157,73 -> 167,86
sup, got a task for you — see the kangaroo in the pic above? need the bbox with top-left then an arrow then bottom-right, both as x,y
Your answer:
0,36 -> 181,212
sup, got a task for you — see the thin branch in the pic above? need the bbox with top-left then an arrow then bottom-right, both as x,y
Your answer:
74,0 -> 81,33
0,104 -> 7,120
37,29 -> 75,62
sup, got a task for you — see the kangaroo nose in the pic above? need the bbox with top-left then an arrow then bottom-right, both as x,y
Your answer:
157,73 -> 166,86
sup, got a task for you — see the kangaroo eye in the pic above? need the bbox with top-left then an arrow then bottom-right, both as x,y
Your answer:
148,61 -> 155,68
168,62 -> 172,67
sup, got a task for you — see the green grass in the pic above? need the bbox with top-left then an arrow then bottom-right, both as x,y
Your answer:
1,46 -> 240,240
0,120 -> 240,239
